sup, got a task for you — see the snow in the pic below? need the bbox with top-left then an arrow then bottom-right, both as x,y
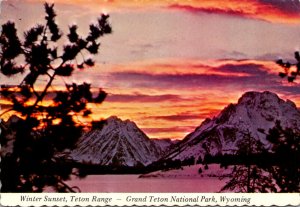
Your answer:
46,174 -> 228,192
25,91 -> 300,171
152,138 -> 177,152
164,91 -> 300,162
140,164 -> 232,179
69,116 -> 162,167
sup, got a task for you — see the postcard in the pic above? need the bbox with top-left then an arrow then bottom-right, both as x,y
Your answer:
0,0 -> 299,206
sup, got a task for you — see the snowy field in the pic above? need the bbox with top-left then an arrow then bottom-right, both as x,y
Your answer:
140,164 -> 232,179
61,164 -> 230,192
65,175 -> 227,192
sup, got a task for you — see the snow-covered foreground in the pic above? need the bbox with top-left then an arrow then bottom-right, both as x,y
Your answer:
140,164 -> 232,179
64,175 -> 228,192
60,164 -> 230,192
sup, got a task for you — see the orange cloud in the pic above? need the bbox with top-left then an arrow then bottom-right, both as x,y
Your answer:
107,58 -> 283,77
168,0 -> 300,24
1,58 -> 300,139
25,0 -> 300,23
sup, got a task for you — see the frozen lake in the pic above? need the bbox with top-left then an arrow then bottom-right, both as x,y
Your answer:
65,175 -> 228,192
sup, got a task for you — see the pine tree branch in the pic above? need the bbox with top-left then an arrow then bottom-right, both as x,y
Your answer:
31,84 -> 40,99
26,71 -> 57,120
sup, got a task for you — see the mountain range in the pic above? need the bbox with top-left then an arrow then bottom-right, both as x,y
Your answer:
68,91 -> 300,168
163,91 -> 300,162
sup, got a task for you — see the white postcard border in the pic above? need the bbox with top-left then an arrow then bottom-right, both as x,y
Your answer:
1,193 -> 300,206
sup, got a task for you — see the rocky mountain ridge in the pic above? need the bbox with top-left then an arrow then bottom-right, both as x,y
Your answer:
162,91 -> 300,162
69,116 -> 164,167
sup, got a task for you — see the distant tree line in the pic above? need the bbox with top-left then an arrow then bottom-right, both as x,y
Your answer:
147,123 -> 299,193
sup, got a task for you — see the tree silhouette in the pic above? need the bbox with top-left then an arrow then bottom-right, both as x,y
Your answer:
273,53 -> 300,191
0,3 -> 111,192
266,121 -> 300,192
220,130 -> 277,192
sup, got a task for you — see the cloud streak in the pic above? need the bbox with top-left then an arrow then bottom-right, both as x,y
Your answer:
23,0 -> 300,24
146,111 -> 216,122
106,93 -> 186,103
1,0 -> 300,139
106,59 -> 283,91
168,0 -> 300,24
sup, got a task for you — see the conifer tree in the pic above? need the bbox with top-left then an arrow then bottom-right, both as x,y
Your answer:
273,52 -> 300,191
0,3 -> 112,192
266,121 -> 300,192
220,130 -> 276,192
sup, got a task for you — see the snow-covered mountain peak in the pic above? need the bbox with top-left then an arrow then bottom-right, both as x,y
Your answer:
238,91 -> 280,104
105,116 -> 126,126
215,91 -> 299,128
105,116 -> 137,129
164,91 -> 300,162
236,91 -> 291,112
69,116 -> 162,167
236,91 -> 298,116
106,115 -> 121,122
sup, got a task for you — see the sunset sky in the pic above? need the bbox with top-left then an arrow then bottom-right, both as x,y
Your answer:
1,0 -> 300,139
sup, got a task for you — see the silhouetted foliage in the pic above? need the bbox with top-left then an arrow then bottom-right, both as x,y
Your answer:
203,153 -> 213,163
198,167 -> 202,174
0,3 -> 112,192
182,157 -> 195,166
273,54 -> 300,191
266,121 -> 300,192
204,164 -> 209,170
196,156 -> 202,164
220,165 -> 276,192
277,51 -> 300,82
220,130 -> 277,192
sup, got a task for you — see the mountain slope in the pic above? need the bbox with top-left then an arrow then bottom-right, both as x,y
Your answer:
69,116 -> 162,167
152,138 -> 178,152
164,91 -> 300,162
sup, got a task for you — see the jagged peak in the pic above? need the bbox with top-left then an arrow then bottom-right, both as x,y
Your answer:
106,115 -> 122,122
104,116 -> 138,130
106,116 -> 132,123
163,91 -> 300,162
237,91 -> 280,104
236,91 -> 300,113
215,91 -> 299,123
70,116 -> 161,167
